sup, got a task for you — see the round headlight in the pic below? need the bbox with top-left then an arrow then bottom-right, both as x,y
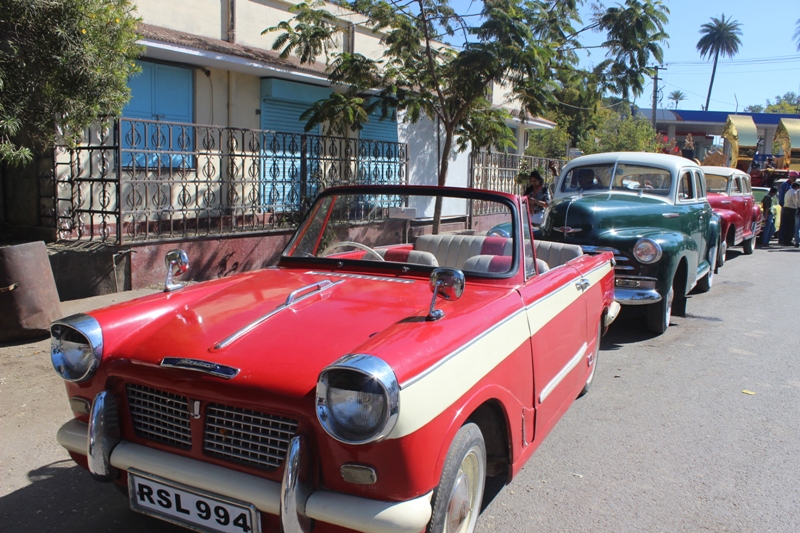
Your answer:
632,238 -> 662,264
317,354 -> 399,444
51,314 -> 103,382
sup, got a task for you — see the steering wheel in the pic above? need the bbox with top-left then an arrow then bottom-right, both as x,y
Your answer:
321,241 -> 385,261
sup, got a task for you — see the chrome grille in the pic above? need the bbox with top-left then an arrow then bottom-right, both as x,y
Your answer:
204,405 -> 298,470
126,384 -> 192,449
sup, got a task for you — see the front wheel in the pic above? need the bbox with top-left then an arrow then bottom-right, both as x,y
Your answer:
428,423 -> 486,533
742,235 -> 754,255
646,286 -> 674,334
695,249 -> 716,294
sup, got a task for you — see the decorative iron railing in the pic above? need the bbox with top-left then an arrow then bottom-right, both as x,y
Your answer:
469,152 -> 567,215
48,118 -> 409,244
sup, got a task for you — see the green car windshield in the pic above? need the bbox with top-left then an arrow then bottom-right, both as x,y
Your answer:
560,163 -> 673,197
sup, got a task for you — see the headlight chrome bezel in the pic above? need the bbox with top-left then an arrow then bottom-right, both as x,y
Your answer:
316,354 -> 399,445
632,238 -> 663,264
51,314 -> 103,383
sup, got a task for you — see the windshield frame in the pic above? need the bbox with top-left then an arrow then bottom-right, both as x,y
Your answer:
556,161 -> 678,200
279,185 -> 522,280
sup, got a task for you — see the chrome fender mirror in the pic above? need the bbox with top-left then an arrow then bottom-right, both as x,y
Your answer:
164,249 -> 189,292
427,267 -> 464,321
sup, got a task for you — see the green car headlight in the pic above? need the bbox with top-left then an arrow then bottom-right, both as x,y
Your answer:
317,354 -> 399,444
51,314 -> 103,382
633,238 -> 662,264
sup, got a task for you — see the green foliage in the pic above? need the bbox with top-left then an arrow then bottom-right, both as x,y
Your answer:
524,111 -> 571,159
744,104 -> 764,113
577,106 -> 658,154
264,0 -> 669,188
0,0 -> 142,163
764,92 -> 800,114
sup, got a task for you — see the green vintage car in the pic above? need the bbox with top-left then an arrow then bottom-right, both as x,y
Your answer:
538,152 -> 721,334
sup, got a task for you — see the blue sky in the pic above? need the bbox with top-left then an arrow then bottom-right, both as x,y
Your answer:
450,0 -> 800,112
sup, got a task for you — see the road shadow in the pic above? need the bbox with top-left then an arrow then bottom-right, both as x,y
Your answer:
600,306 -> 672,349
0,461 -> 181,533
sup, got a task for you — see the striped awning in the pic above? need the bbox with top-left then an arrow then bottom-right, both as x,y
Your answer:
722,115 -> 758,168
774,118 -> 800,170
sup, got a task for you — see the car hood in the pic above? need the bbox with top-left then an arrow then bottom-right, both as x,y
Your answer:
88,267 -> 517,400
542,192 -> 673,243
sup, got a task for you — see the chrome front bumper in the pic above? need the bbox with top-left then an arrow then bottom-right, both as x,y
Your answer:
57,418 -> 432,533
614,288 -> 662,305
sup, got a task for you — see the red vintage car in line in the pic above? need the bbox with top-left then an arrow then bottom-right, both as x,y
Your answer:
702,166 -> 761,266
51,186 -> 618,533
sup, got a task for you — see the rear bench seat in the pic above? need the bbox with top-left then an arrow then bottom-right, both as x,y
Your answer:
533,241 -> 583,271
414,235 -> 512,269
410,234 -> 583,274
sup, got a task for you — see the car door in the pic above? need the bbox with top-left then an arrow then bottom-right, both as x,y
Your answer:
677,169 -> 704,269
518,203 -> 589,435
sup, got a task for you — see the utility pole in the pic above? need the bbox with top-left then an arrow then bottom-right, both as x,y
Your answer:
651,66 -> 665,131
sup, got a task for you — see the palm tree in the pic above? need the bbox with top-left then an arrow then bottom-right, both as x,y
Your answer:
696,14 -> 742,111
794,18 -> 800,50
668,90 -> 686,109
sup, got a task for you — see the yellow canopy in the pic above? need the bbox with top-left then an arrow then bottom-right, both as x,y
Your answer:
722,115 -> 758,169
774,118 -> 800,170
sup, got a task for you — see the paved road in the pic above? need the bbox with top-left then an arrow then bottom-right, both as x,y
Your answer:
1,247 -> 798,532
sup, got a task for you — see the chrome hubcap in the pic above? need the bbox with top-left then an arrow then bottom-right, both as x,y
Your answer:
665,287 -> 674,328
445,447 -> 483,533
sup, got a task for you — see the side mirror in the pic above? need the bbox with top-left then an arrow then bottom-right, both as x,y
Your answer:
164,249 -> 189,292
427,267 -> 464,321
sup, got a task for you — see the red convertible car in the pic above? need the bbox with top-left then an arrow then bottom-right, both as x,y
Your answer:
51,186 -> 618,533
702,166 -> 761,265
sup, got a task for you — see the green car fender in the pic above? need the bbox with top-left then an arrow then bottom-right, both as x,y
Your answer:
596,228 -> 701,299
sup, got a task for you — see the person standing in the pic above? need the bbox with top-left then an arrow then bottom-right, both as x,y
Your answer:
778,172 -> 797,243
524,169 -> 550,225
782,181 -> 800,246
761,187 -> 778,247
791,181 -> 800,247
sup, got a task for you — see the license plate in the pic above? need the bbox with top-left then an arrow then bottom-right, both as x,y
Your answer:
128,469 -> 261,533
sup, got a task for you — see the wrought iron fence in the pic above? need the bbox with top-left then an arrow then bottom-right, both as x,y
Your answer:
50,118 -> 409,244
469,151 -> 567,215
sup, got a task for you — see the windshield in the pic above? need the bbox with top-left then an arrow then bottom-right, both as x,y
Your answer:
560,163 -> 673,197
705,173 -> 729,193
283,190 -> 517,276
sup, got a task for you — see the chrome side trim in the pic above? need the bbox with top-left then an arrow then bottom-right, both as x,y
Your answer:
88,391 -> 121,481
580,245 -> 621,255
214,280 -> 344,350
58,420 -> 433,533
614,288 -> 662,305
539,343 -> 587,403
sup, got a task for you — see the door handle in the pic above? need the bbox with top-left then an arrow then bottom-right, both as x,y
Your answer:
575,279 -> 590,291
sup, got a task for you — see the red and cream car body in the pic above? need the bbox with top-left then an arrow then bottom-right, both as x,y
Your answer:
51,186 -> 618,533
702,166 -> 761,262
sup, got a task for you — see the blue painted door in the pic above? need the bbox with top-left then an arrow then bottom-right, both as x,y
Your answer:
122,61 -> 193,168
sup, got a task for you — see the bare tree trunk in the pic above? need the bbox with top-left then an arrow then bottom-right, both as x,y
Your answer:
704,49 -> 720,111
432,126 -> 455,234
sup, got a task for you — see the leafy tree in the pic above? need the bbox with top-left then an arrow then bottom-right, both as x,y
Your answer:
668,90 -> 686,109
0,0 -> 142,165
764,92 -> 800,114
524,110 -> 571,159
696,14 -> 742,111
577,105 -> 658,154
265,0 -> 669,229
743,104 -> 764,113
